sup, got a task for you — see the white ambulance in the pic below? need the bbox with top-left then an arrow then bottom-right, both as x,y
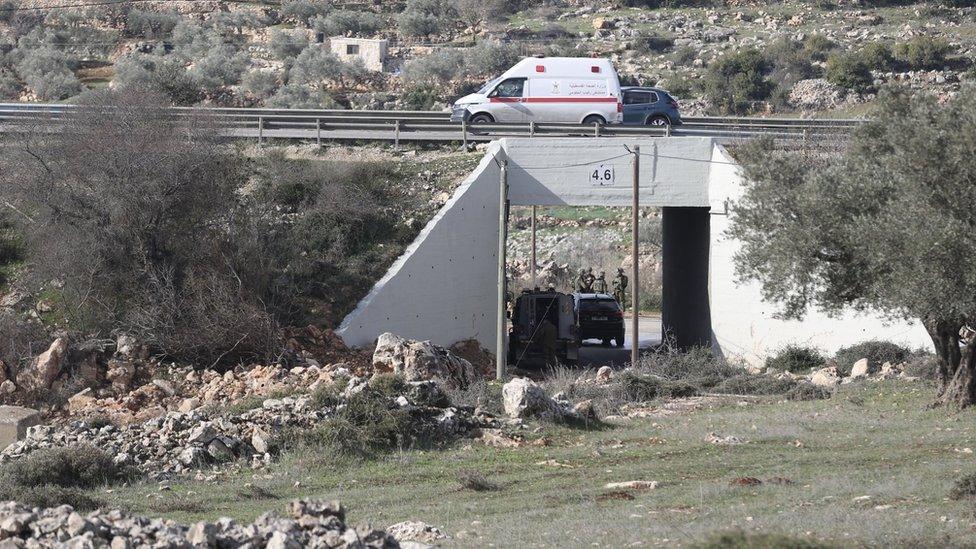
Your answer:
450,57 -> 624,125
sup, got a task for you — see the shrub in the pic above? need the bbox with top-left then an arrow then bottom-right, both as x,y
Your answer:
209,10 -> 265,37
832,340 -> 910,376
170,20 -> 222,60
691,530 -> 837,549
803,34 -> 836,62
856,42 -> 896,72
458,470 -> 500,491
280,386 -> 414,459
242,69 -> 280,100
187,43 -> 248,93
1,88 -> 278,364
113,53 -> 200,105
266,82 -> 337,109
15,46 -> 80,101
633,31 -> 674,55
269,29 -> 309,64
124,9 -> 179,39
825,53 -> 874,92
639,345 -> 736,382
312,10 -> 383,37
702,48 -> 773,114
0,445 -> 135,509
280,0 -> 332,26
444,379 -> 503,414
0,69 -> 21,100
950,473 -> 976,500
463,41 -> 520,78
787,383 -> 832,401
765,345 -> 826,373
712,374 -> 798,395
401,50 -> 463,87
765,37 -> 818,85
398,0 -> 456,38
903,354 -> 939,380
0,0 -> 17,23
289,45 -> 365,88
894,36 -> 954,71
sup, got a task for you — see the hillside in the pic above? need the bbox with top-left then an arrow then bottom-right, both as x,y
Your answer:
0,0 -> 972,115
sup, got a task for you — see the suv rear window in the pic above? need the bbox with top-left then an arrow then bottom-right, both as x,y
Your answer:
580,299 -> 620,313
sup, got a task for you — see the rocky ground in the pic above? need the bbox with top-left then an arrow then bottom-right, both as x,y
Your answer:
0,498 -> 400,548
0,1 -> 971,115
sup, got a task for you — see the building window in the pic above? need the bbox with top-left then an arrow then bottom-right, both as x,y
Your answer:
346,44 -> 359,55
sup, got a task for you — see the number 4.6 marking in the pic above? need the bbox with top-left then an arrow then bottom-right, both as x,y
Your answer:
590,164 -> 615,186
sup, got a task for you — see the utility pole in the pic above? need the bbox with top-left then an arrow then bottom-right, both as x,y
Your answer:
496,159 -> 509,381
631,146 -> 640,367
530,205 -> 537,288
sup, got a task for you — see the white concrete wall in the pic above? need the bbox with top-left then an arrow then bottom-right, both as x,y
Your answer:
502,138 -> 712,207
707,144 -> 931,364
337,142 -> 503,349
329,38 -> 388,71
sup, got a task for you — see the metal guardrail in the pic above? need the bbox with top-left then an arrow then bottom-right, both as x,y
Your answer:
0,103 -> 863,146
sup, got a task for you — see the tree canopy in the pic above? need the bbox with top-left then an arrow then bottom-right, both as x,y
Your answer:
731,86 -> 976,406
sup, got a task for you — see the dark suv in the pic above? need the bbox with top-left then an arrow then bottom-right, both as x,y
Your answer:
621,87 -> 682,127
574,293 -> 625,347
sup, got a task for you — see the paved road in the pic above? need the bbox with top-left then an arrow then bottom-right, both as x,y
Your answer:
578,314 -> 662,368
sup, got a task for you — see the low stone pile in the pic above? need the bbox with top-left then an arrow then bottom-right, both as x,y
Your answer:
0,498 -> 399,548
804,360 -> 917,387
2,377 -> 495,480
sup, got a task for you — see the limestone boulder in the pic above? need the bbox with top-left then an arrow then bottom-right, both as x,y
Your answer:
809,366 -> 841,387
372,333 -> 478,389
0,406 -> 41,450
30,338 -> 68,389
502,377 -> 555,419
850,358 -> 870,379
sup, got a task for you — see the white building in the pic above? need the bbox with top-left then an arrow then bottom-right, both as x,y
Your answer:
328,37 -> 388,72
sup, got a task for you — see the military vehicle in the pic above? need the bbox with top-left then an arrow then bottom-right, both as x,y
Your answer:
507,288 -> 579,368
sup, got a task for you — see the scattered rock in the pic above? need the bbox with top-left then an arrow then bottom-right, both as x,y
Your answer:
67,389 -> 96,414
502,377 -> 556,419
0,406 -> 40,450
373,333 -> 479,389
809,366 -> 841,387
850,358 -> 870,379
0,499 -> 397,547
596,366 -> 613,382
705,432 -> 745,445
30,338 -> 68,390
604,480 -> 659,490
387,520 -> 447,544
729,477 -> 763,487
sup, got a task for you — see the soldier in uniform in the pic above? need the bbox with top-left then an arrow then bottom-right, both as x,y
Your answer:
538,316 -> 558,366
613,268 -> 629,309
574,268 -> 587,293
584,268 -> 596,293
593,271 -> 608,293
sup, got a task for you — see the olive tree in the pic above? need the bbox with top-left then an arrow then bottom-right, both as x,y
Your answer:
730,86 -> 976,407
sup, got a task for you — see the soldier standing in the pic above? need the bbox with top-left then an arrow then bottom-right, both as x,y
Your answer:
538,316 -> 558,366
613,268 -> 629,309
574,268 -> 587,293
584,268 -> 596,293
593,271 -> 608,293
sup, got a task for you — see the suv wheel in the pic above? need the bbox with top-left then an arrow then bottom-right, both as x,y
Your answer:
614,333 -> 625,347
648,115 -> 671,127
582,115 -> 606,126
469,113 -> 494,124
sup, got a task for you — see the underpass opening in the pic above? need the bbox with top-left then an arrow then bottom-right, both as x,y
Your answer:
505,204 -> 665,370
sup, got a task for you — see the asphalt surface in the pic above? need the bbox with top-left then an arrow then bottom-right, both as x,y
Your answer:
577,314 -> 662,368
